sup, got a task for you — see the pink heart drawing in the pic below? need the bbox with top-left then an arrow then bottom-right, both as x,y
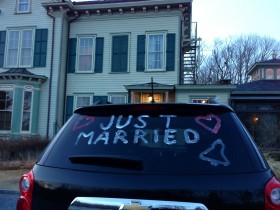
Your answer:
195,114 -> 221,134
72,116 -> 95,131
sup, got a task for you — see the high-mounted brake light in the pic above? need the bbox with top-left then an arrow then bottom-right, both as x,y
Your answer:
265,176 -> 280,210
17,171 -> 34,210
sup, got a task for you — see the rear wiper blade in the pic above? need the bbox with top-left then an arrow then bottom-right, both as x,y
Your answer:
69,155 -> 143,171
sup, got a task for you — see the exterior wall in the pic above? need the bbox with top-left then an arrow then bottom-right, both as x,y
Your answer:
66,12 -> 181,103
0,0 -> 63,136
175,86 -> 236,105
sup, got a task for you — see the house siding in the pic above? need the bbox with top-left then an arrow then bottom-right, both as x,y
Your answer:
176,87 -> 235,105
67,13 -> 181,98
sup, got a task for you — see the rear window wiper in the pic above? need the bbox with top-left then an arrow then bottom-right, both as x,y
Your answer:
68,155 -> 143,171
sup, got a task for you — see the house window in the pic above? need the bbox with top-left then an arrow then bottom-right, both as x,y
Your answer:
77,37 -> 95,73
147,33 -> 165,71
6,29 -> 34,68
0,87 -> 13,131
109,94 -> 127,104
21,89 -> 33,132
74,94 -> 92,110
277,69 -> 280,79
111,34 -> 129,73
266,68 -> 274,79
17,0 -> 30,13
192,98 -> 211,104
141,93 -> 163,103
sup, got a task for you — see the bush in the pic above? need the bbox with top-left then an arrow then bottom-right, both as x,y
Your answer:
0,136 -> 50,162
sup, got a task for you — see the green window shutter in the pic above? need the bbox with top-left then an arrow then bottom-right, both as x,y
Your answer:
0,31 -> 6,68
136,35 -> 146,72
95,37 -> 104,73
111,35 -> 128,72
33,29 -> 48,67
166,33 -> 176,71
68,38 -> 77,73
65,96 -> 74,121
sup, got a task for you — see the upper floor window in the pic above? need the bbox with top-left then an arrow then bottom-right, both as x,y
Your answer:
111,34 -> 129,73
0,86 -> 13,131
5,28 -> 34,68
17,0 -> 31,13
77,36 -> 95,73
266,68 -> 274,79
147,33 -> 166,71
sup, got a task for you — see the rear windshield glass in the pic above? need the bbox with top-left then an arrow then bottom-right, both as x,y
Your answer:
44,111 -> 257,174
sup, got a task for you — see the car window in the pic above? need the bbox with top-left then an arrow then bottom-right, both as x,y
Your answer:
44,110 -> 259,175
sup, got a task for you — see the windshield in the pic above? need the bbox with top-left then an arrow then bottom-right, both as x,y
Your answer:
44,111 -> 256,175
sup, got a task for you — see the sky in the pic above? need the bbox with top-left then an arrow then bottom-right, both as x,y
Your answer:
74,0 -> 280,45
192,0 -> 280,45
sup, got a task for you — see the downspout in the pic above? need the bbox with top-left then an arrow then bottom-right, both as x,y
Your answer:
62,15 -> 80,122
46,12 -> 55,140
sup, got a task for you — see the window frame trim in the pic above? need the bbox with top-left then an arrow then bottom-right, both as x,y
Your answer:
5,28 -> 35,68
0,85 -> 14,133
16,0 -> 31,14
108,93 -> 128,104
76,35 -> 96,73
73,94 -> 93,110
145,31 -> 167,72
21,86 -> 33,133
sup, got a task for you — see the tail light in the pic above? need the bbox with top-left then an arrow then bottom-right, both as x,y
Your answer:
17,171 -> 34,210
265,176 -> 280,210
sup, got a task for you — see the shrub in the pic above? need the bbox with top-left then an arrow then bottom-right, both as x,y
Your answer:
0,136 -> 50,162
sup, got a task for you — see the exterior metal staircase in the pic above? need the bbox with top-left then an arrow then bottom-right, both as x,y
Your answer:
181,22 -> 201,84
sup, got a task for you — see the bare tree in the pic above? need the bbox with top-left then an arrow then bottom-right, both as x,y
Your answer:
197,35 -> 280,84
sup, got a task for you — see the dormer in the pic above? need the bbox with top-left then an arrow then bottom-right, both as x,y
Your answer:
248,52 -> 280,81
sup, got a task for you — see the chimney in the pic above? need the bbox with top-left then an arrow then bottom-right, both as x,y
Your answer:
272,50 -> 277,59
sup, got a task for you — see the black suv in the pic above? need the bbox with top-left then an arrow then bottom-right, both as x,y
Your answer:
17,103 -> 280,210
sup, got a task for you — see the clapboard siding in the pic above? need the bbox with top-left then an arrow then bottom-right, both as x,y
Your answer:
67,13 -> 181,96
175,87 -> 235,105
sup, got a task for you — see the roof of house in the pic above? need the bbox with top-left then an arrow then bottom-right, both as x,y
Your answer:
232,80 -> 280,93
0,68 -> 47,83
248,58 -> 280,75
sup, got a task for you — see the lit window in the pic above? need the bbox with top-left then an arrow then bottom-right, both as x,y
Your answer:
74,95 -> 92,109
192,99 -> 211,104
141,93 -> 163,103
77,37 -> 95,72
266,68 -> 274,79
147,33 -> 165,71
22,89 -> 33,132
6,29 -> 34,68
0,88 -> 13,131
17,0 -> 30,13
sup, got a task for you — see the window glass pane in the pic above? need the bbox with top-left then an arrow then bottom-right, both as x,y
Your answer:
78,38 -> 94,72
148,34 -> 164,70
110,96 -> 126,104
7,31 -> 20,67
76,96 -> 91,109
18,0 -> 30,12
22,91 -> 32,132
266,68 -> 274,79
20,30 -> 33,66
0,90 -> 13,131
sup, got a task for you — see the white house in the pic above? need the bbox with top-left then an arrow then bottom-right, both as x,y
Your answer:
0,0 -> 196,139
0,0 -> 55,139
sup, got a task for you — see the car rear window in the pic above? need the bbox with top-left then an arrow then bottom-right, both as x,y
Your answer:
43,104 -> 262,175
